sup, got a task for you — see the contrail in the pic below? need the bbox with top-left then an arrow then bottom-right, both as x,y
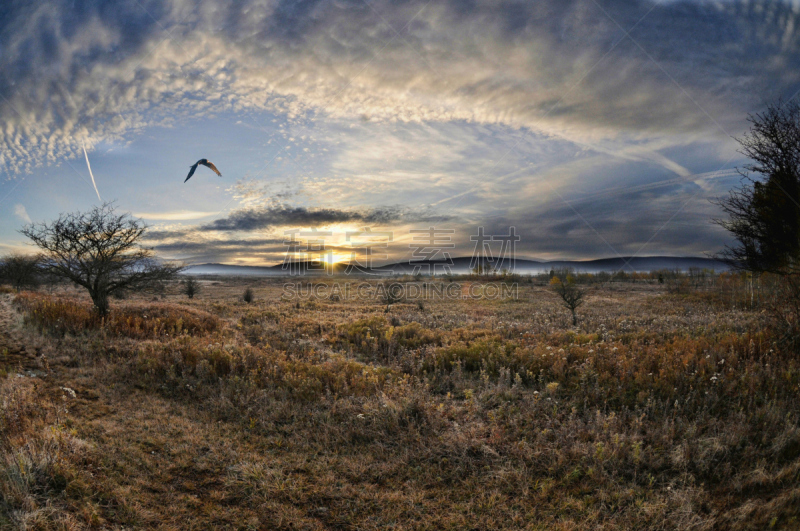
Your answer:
82,142 -> 102,201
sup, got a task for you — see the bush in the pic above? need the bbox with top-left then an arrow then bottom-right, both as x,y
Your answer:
380,282 -> 404,312
243,288 -> 254,304
129,338 -> 391,402
183,278 -> 200,299
330,317 -> 443,359
14,293 -> 219,339
0,253 -> 41,292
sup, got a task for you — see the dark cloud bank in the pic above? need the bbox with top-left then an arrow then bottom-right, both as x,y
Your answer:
197,205 -> 452,232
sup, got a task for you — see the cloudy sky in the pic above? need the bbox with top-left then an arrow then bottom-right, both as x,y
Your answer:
1,0 -> 799,265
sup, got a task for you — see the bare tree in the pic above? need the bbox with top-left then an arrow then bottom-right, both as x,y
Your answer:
0,253 -> 41,291
713,99 -> 800,275
712,100 -> 800,341
20,204 -> 183,316
550,274 -> 586,326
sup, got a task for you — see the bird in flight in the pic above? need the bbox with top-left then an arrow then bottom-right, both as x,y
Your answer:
184,158 -> 222,183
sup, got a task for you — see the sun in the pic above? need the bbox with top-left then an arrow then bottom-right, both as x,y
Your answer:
321,253 -> 345,265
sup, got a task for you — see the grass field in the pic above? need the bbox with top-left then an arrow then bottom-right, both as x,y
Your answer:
1,277 -> 799,530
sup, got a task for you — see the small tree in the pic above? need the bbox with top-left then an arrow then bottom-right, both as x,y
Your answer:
243,287 -> 254,303
183,277 -> 200,299
0,253 -> 41,291
20,204 -> 183,316
550,275 -> 586,326
382,282 -> 403,311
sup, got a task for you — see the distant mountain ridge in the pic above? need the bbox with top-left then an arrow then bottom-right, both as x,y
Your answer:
184,256 -> 732,276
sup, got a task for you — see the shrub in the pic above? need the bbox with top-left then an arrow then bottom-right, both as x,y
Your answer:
183,278 -> 200,299
129,338 -> 391,402
550,276 -> 586,326
380,282 -> 403,307
0,253 -> 41,292
14,293 -> 219,339
110,288 -> 128,300
331,317 -> 443,359
243,288 -> 254,304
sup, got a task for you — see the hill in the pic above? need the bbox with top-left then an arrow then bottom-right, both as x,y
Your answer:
184,256 -> 732,276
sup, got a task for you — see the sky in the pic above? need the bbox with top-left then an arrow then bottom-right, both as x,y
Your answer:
1,0 -> 799,266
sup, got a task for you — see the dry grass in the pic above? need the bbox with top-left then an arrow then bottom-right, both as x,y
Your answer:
1,278 -> 799,529
14,292 -> 220,339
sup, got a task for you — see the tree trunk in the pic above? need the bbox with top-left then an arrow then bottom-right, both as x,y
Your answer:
91,291 -> 110,317
571,309 -> 577,326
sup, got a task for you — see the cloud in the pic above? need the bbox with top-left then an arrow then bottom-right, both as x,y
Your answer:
1,0 -> 798,175
2,0 -> 795,262
138,202 -> 457,264
134,210 -> 218,221
199,204 -> 451,231
13,204 -> 31,224
153,241 -> 288,265
137,187 -> 733,264
148,238 -> 285,252
201,206 -> 394,231
141,229 -> 194,242
472,182 -> 736,260
82,142 -> 101,201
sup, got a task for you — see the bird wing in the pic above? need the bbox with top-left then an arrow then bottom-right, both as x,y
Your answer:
184,162 -> 200,183
201,160 -> 222,176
